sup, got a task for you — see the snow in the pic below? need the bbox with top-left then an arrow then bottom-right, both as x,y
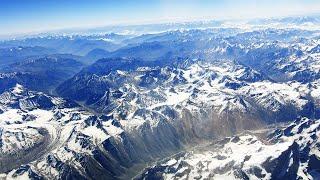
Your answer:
67,138 -> 89,153
10,172 -> 31,180
121,117 -> 146,130
29,109 -> 54,122
0,109 -> 23,125
99,38 -> 113,42
1,26 -> 320,179
103,120 -> 124,136
12,84 -> 24,94
116,70 -> 127,76
163,159 -> 177,166
0,127 -> 44,154
82,126 -> 109,143
147,116 -> 320,179
146,89 -> 190,110
0,86 -> 131,178
239,81 -> 308,111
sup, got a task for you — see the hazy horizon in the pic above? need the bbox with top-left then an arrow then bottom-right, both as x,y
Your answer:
1,0 -> 320,38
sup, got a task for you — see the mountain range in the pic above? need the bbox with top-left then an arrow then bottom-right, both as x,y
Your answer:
0,16 -> 320,179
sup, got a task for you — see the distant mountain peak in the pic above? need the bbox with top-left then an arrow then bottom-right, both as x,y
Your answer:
11,83 -> 24,94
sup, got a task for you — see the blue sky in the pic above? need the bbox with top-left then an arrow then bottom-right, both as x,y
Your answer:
1,0 -> 320,36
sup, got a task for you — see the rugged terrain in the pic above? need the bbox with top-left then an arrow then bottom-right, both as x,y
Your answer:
0,16 -> 320,179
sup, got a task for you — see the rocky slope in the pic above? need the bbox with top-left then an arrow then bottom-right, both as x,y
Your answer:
138,117 -> 320,180
57,57 -> 319,137
0,55 -> 84,93
0,84 -> 186,179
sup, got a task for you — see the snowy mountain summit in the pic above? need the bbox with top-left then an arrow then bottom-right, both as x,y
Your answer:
0,17 -> 320,179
